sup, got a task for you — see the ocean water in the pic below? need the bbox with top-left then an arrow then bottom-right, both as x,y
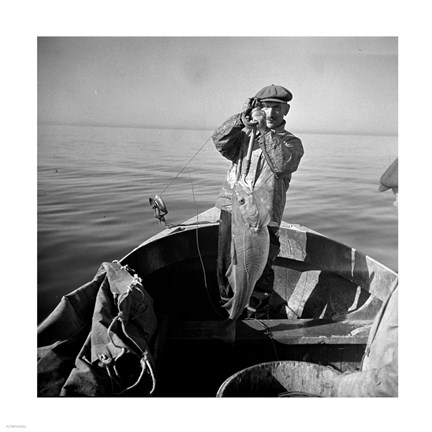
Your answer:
37,124 -> 398,323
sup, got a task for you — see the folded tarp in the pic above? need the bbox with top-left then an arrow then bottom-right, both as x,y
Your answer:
37,261 -> 157,396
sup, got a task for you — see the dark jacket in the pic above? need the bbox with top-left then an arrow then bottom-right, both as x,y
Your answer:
213,113 -> 304,225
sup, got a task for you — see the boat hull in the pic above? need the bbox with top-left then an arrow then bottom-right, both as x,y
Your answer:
119,208 -> 397,396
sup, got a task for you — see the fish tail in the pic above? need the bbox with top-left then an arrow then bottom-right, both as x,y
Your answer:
222,297 -> 234,311
221,296 -> 243,321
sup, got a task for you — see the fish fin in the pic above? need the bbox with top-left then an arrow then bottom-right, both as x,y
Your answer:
257,205 -> 271,228
222,297 -> 241,321
225,261 -> 233,280
230,236 -> 238,265
224,240 -> 237,317
225,238 -> 237,287
222,297 -> 233,310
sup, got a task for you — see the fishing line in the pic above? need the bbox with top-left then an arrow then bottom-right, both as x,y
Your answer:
188,172 -> 226,320
159,136 -> 213,197
149,134 -> 213,227
188,171 -> 208,290
253,318 -> 279,360
146,131 -> 225,319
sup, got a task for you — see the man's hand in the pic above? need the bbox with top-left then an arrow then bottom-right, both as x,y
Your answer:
249,107 -> 268,134
241,102 -> 268,134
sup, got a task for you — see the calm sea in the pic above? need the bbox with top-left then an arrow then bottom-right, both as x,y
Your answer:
37,124 -> 398,323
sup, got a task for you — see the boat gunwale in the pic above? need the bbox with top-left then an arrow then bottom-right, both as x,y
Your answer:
120,208 -> 397,298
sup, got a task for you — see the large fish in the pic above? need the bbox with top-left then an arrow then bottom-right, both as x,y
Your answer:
223,180 -> 271,321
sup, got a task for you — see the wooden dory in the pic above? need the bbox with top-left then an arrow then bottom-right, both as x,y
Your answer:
120,207 -> 397,397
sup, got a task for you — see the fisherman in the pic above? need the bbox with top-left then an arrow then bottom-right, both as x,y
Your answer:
213,84 -> 304,319
331,158 -> 398,397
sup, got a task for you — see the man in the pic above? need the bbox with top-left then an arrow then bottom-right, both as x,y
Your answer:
212,84 -> 304,318
332,158 -> 398,397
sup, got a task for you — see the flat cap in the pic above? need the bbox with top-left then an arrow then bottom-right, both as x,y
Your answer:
254,84 -> 293,103
379,158 -> 398,192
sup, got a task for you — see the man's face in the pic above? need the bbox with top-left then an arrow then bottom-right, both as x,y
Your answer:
261,101 -> 289,129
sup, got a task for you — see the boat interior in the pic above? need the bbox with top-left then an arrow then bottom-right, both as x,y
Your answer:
122,219 -> 397,396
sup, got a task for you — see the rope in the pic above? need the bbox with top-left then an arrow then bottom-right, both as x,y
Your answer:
104,313 -> 156,396
106,313 -> 125,349
143,355 -> 157,395
113,352 -> 156,396
99,350 -> 156,396
98,354 -> 123,394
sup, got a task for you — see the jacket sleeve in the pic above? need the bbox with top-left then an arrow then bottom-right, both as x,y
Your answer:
333,349 -> 398,397
212,113 -> 245,162
333,283 -> 398,397
258,132 -> 304,178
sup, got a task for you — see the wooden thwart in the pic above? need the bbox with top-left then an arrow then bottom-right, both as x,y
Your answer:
168,319 -> 371,345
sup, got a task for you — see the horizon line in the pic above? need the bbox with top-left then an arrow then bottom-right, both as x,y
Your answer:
37,121 -> 398,138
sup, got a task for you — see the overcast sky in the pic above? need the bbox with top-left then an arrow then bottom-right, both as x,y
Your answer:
38,37 -> 397,135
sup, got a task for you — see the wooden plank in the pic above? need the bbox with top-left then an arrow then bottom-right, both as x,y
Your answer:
168,319 -> 371,345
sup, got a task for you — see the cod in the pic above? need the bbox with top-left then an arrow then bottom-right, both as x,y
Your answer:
223,180 -> 271,321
